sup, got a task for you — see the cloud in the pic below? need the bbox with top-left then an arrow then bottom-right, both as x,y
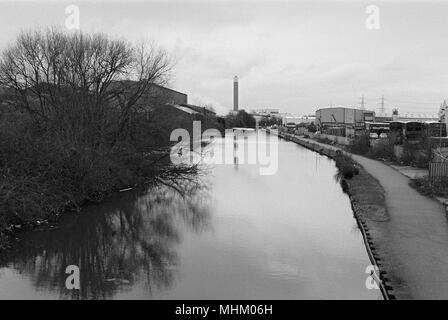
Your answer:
0,1 -> 447,115
189,92 -> 229,115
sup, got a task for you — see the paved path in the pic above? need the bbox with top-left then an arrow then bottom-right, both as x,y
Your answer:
352,154 -> 448,299
388,164 -> 428,179
298,136 -> 448,299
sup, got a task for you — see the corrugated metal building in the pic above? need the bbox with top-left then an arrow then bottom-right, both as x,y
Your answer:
315,107 -> 375,137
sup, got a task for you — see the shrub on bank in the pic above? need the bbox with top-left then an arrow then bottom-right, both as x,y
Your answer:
348,134 -> 370,155
0,115 -> 200,233
368,139 -> 396,161
398,141 -> 430,168
410,176 -> 448,198
334,152 -> 358,180
316,137 -> 333,145
0,122 -> 137,227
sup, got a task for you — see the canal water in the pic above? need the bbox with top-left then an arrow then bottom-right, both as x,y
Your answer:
0,134 -> 381,299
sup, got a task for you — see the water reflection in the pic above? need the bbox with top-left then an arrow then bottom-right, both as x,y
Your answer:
0,137 -> 380,300
0,185 -> 211,299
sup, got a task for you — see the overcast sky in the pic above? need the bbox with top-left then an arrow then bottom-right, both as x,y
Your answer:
0,0 -> 446,115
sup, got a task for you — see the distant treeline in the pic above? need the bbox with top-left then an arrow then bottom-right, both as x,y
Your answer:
224,110 -> 257,129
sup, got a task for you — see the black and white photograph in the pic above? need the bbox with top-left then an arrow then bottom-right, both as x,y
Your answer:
0,0 -> 447,312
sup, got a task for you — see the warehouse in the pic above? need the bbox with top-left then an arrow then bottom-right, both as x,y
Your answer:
315,107 -> 375,137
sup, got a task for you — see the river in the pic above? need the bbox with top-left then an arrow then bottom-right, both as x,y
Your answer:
0,133 -> 381,299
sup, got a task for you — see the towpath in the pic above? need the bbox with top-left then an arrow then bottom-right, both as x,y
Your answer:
297,136 -> 448,299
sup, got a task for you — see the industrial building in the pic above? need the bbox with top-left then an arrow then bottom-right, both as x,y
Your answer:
149,83 -> 188,106
110,80 -> 188,107
315,107 -> 375,137
113,80 -> 216,120
251,108 -> 280,117
282,115 -> 315,126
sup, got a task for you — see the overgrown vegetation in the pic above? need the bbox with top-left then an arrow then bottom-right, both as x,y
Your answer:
397,138 -> 432,168
344,132 -> 430,167
334,151 -> 359,181
410,176 -> 448,198
0,28 -> 206,247
315,137 -> 333,145
348,133 -> 370,155
258,115 -> 281,128
224,110 -> 256,128
368,134 -> 397,161
306,122 -> 317,133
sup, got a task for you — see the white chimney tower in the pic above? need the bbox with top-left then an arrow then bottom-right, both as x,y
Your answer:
233,76 -> 239,112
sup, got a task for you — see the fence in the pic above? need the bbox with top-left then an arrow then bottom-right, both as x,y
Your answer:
429,162 -> 448,179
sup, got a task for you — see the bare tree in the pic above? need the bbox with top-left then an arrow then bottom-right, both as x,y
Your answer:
0,28 -> 172,149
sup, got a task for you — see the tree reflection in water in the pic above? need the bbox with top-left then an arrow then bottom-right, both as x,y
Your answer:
1,184 -> 211,299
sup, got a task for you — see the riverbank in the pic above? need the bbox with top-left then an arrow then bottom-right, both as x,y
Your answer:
0,135 -> 380,299
311,133 -> 448,211
275,130 -> 448,299
0,146 -> 201,254
275,132 -> 393,299
0,167 -> 150,252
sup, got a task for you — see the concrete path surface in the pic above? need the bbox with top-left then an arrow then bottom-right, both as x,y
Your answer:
388,164 -> 428,179
297,136 -> 448,299
351,154 -> 448,299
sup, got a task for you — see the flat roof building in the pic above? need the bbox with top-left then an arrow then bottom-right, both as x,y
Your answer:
315,107 -> 375,137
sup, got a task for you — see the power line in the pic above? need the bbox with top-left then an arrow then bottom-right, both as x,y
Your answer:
388,100 -> 439,106
378,95 -> 385,114
359,95 -> 365,110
